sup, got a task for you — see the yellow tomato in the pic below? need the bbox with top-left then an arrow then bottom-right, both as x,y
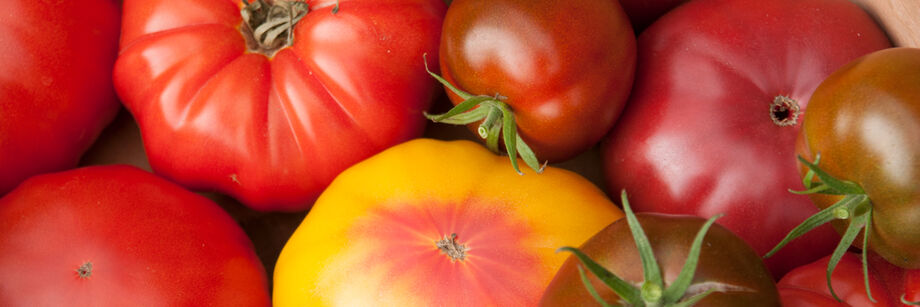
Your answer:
274,139 -> 623,306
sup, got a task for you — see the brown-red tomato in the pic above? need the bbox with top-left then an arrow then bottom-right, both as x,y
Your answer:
437,0 -> 636,164
796,48 -> 920,270
541,213 -> 780,306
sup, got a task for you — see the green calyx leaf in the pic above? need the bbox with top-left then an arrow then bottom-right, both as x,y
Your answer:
576,264 -> 616,307
558,190 -> 723,306
797,155 -> 865,195
558,246 -> 642,305
663,212 -> 723,303
620,191 -> 664,297
825,207 -> 872,302
768,155 -> 879,303
763,194 -> 868,259
421,54 -> 545,175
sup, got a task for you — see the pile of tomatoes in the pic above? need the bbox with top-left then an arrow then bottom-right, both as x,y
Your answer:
1,0 -> 918,305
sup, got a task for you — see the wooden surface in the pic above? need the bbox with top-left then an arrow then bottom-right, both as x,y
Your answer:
852,0 -> 920,47
77,0 -> 918,293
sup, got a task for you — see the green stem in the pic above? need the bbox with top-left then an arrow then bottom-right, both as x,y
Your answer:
422,54 -> 544,174
764,194 -> 867,259
240,0 -> 309,57
826,207 -> 871,302
770,155 -> 883,304
559,191 -> 722,306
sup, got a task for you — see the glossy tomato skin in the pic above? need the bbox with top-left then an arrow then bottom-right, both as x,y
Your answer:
779,253 -> 899,307
273,139 -> 624,306
0,165 -> 269,306
867,252 -> 920,306
798,48 -> 920,269
439,0 -> 636,162
602,0 -> 891,277
0,0 -> 121,195
114,0 -> 446,211
540,213 -> 780,306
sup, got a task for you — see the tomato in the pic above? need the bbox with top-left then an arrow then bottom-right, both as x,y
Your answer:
273,139 -> 623,306
0,0 -> 121,195
541,211 -> 780,306
0,165 -> 269,306
778,253 -> 908,306
432,0 -> 636,167
867,252 -> 920,306
795,48 -> 920,270
113,0 -> 446,211
601,0 -> 891,277
617,0 -> 689,31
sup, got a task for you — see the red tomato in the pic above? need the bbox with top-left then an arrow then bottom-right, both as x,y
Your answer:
436,0 -> 636,164
114,0 -> 446,211
0,166 -> 269,306
868,252 -> 920,306
778,253 -> 917,306
602,0 -> 891,277
0,0 -> 121,195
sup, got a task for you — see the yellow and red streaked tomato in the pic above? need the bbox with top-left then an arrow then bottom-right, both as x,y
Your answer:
434,0 -> 636,165
273,139 -> 623,306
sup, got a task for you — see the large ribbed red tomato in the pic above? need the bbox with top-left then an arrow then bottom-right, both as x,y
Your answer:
0,0 -> 121,195
0,166 -> 269,306
602,0 -> 891,277
114,0 -> 446,211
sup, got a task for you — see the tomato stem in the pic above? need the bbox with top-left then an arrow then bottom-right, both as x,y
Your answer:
240,0 -> 308,57
767,155 -> 881,303
422,54 -> 545,175
558,191 -> 723,306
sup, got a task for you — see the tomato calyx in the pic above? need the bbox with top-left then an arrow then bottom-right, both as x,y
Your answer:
435,233 -> 470,263
422,55 -> 546,175
75,262 -> 93,280
769,95 -> 802,127
765,154 -> 886,303
558,191 -> 724,307
240,0 -> 309,57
